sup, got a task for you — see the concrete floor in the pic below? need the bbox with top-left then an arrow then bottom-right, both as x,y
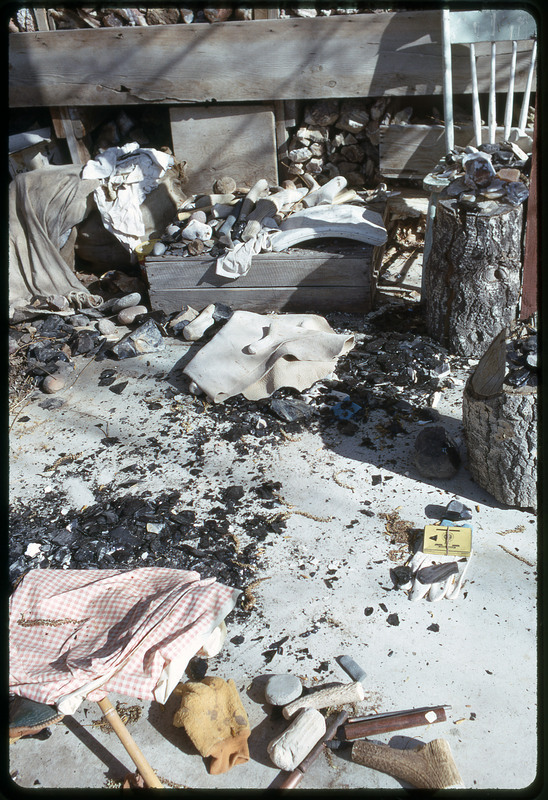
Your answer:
8,262 -> 538,791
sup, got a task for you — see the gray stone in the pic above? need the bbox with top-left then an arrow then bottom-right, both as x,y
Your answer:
97,318 -> 118,336
110,319 -> 165,359
111,293 -> 142,313
264,673 -> 302,706
445,499 -> 472,521
68,314 -> 90,327
336,655 -> 366,684
413,425 -> 461,479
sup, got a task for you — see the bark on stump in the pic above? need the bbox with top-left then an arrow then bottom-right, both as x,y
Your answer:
462,330 -> 537,511
424,196 -> 523,357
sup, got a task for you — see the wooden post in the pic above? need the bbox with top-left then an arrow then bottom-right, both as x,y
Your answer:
424,195 -> 524,357
520,97 -> 537,320
488,41 -> 496,143
504,40 -> 518,140
253,7 -> 290,171
33,7 -> 90,165
518,39 -> 537,135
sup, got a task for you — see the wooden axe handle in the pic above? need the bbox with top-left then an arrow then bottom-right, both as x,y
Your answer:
97,697 -> 164,788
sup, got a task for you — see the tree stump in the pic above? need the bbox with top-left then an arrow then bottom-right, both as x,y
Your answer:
424,195 -> 524,357
462,330 -> 537,511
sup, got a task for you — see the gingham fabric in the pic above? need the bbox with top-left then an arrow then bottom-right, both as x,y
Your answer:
9,568 -> 239,710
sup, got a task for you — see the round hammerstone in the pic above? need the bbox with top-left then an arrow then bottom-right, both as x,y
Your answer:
42,373 -> 66,394
213,176 -> 237,194
97,318 -> 117,336
117,305 -> 148,325
189,209 -> 207,224
264,674 -> 303,706
152,241 -> 167,256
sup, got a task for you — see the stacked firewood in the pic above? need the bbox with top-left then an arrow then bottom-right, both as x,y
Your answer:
283,98 -> 393,188
9,6 -> 375,31
8,7 -> 242,30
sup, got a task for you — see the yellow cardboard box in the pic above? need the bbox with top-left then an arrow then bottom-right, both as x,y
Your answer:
422,525 -> 472,557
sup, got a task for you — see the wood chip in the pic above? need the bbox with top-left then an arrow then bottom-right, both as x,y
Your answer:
498,544 -> 535,567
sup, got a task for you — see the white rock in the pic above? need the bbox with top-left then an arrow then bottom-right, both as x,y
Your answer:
181,219 -> 213,241
117,305 -> 148,325
183,304 -> 216,341
288,146 -> 313,163
267,709 -> 326,771
152,241 -> 167,256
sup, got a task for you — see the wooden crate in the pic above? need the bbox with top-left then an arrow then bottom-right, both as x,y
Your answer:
144,241 -> 383,315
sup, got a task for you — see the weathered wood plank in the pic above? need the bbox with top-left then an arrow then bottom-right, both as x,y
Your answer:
148,286 -> 371,315
379,123 -> 534,179
520,102 -> 537,320
169,105 -> 278,194
9,11 -> 536,107
145,251 -> 371,290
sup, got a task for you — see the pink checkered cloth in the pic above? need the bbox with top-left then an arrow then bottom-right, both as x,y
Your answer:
9,568 -> 240,713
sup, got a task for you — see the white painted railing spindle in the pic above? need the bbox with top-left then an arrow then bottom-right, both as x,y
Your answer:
469,42 -> 482,146
518,38 -> 537,134
504,40 -> 518,139
488,41 -> 497,143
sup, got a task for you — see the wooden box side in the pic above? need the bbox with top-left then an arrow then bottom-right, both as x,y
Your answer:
145,246 -> 375,314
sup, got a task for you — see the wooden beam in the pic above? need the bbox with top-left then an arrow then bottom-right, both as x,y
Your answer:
10,11 -> 534,108
520,99 -> 537,320
32,8 -> 91,165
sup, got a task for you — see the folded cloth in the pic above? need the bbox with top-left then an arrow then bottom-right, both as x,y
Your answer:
9,165 -> 102,312
173,677 -> 250,774
215,230 -> 272,279
81,142 -> 173,252
183,310 -> 354,402
9,568 -> 239,714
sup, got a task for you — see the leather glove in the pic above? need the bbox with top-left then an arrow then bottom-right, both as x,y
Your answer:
402,549 -> 473,601
173,676 -> 250,774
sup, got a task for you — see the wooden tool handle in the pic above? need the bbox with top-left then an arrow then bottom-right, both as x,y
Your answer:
351,738 -> 464,789
343,706 -> 446,740
97,697 -> 163,789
